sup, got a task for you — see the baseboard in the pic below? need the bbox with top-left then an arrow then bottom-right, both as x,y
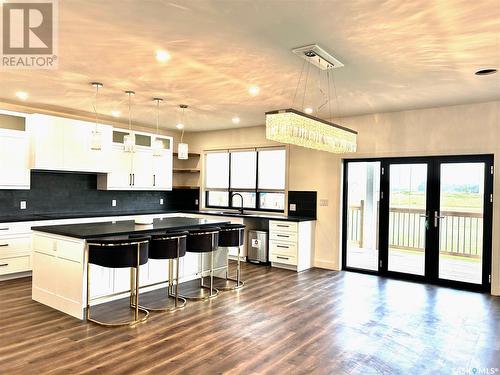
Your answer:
313,259 -> 339,271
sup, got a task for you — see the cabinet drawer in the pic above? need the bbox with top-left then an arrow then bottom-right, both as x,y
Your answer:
0,255 -> 31,275
269,241 -> 297,257
56,240 -> 84,263
270,221 -> 297,233
270,252 -> 297,266
33,235 -> 57,255
270,231 -> 297,243
0,223 -> 32,235
0,235 -> 31,256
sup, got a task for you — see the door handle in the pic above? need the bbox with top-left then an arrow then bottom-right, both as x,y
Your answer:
434,211 -> 445,227
153,174 -> 156,187
419,212 -> 430,230
132,173 -> 135,186
0,243 -> 8,247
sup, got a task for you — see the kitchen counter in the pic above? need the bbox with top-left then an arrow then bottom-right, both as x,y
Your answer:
32,217 -> 231,239
0,209 -> 315,224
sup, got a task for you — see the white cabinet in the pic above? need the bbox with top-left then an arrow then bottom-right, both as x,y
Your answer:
269,220 -> 315,272
97,132 -> 173,191
0,223 -> 32,277
0,129 -> 30,189
27,114 -> 112,173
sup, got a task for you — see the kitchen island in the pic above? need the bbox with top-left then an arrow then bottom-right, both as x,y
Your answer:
31,217 -> 230,319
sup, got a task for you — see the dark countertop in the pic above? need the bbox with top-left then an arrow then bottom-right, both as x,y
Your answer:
185,210 -> 315,222
0,210 -> 315,224
32,217 -> 232,239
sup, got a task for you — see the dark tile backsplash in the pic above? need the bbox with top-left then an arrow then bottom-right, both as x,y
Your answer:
0,171 -> 199,220
288,191 -> 317,219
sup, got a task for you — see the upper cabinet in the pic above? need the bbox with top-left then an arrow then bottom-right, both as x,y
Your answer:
0,128 -> 31,189
97,130 -> 173,191
26,114 -> 112,173
0,112 -> 30,189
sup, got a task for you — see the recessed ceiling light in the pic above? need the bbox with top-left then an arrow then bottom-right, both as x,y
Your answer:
111,110 -> 121,118
475,68 -> 497,76
176,123 -> 184,130
232,116 -> 240,124
15,91 -> 28,100
304,107 -> 313,114
156,50 -> 171,63
248,85 -> 260,96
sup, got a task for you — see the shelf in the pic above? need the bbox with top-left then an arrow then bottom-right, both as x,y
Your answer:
173,152 -> 200,157
173,185 -> 200,190
173,169 -> 200,173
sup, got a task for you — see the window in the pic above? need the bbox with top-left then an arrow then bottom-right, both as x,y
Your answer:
205,147 -> 286,212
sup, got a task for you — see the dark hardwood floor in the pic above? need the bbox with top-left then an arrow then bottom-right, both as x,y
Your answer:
1,263 -> 499,374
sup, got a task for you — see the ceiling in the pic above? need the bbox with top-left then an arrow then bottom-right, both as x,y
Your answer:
1,0 -> 499,131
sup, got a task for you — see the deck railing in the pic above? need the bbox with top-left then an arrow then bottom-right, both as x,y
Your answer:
347,202 -> 483,258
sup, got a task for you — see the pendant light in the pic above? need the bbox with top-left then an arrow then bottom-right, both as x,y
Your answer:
90,82 -> 103,151
123,90 -> 135,153
265,44 -> 357,153
177,104 -> 189,160
152,97 -> 164,157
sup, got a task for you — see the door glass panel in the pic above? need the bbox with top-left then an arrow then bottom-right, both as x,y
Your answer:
388,164 -> 427,276
438,163 -> 484,284
345,162 -> 380,271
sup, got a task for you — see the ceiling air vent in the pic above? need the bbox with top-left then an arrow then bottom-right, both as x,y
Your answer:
292,44 -> 344,70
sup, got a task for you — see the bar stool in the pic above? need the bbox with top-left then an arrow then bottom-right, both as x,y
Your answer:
180,226 -> 220,300
215,223 -> 245,290
137,231 -> 188,311
86,237 -> 150,327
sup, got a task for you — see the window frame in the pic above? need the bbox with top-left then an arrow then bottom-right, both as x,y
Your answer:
204,147 -> 286,213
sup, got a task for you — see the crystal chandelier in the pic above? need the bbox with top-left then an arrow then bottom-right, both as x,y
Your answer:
265,44 -> 357,153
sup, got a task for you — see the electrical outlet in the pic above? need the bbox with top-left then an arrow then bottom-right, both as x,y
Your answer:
289,203 -> 297,212
195,199 -> 199,205
320,199 -> 329,207
112,199 -> 117,207
20,201 -> 27,210
160,198 -> 164,205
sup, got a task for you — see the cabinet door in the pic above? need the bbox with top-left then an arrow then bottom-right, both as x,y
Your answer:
107,148 -> 133,189
63,121 -> 112,173
28,115 -> 64,170
152,151 -> 172,190
0,130 -> 30,188
89,264 -> 114,298
131,149 -> 153,189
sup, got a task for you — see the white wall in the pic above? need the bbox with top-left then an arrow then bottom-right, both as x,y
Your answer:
186,100 -> 500,295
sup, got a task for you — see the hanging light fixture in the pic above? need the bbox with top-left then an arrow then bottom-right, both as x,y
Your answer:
152,97 -> 164,157
177,104 -> 189,160
265,44 -> 357,153
123,90 -> 136,153
90,82 -> 103,151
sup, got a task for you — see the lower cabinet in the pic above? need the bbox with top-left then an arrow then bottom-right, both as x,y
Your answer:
268,220 -> 315,272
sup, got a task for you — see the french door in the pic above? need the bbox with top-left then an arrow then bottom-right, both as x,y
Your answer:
342,155 -> 493,292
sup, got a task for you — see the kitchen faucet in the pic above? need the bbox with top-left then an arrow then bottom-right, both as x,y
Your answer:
231,193 -> 244,215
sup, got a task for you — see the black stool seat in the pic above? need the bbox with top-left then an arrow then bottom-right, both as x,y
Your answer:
186,227 -> 220,253
218,223 -> 245,247
88,237 -> 150,268
149,231 -> 188,259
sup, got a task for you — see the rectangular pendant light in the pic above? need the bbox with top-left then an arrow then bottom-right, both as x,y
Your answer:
265,108 -> 357,153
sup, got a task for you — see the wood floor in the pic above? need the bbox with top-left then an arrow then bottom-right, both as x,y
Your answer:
1,263 -> 499,375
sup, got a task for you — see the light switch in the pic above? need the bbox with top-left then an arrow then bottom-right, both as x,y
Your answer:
112,199 -> 117,207
160,198 -> 164,205
320,199 -> 329,207
20,201 -> 27,210
289,203 -> 297,212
